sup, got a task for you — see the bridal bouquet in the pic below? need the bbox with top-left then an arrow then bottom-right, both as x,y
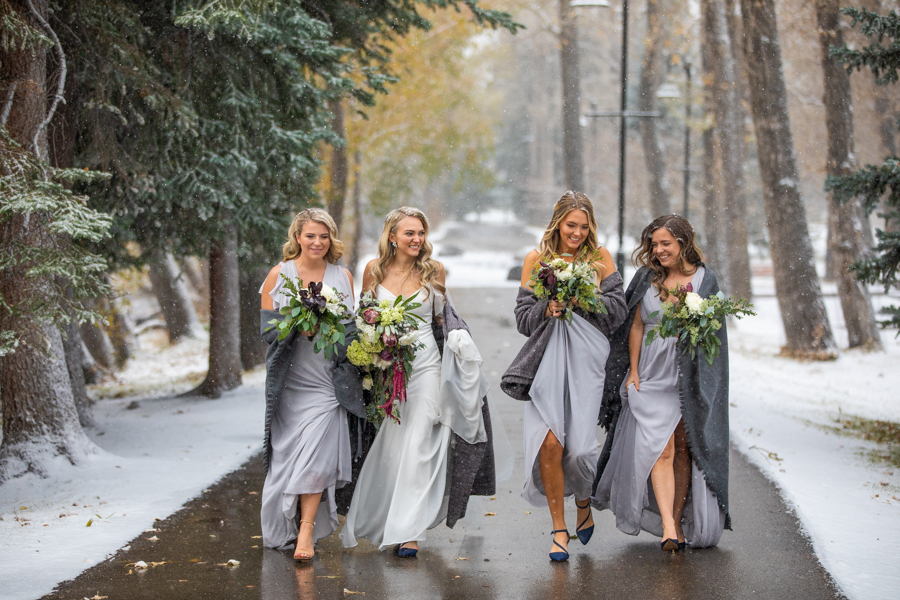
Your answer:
269,276 -> 352,360
529,252 -> 607,321
346,291 -> 425,427
644,283 -> 755,366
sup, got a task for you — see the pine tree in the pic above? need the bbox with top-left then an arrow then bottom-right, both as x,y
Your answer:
827,7 -> 900,332
1,0 -> 112,480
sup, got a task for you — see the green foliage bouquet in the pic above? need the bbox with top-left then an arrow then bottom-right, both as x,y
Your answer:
644,283 -> 755,366
346,291 -> 425,427
529,252 -> 607,321
269,275 -> 352,360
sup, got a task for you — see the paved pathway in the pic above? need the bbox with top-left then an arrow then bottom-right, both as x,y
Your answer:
45,287 -> 843,600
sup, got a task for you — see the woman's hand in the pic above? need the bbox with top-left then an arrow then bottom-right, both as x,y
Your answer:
300,324 -> 320,338
547,299 -> 566,318
625,371 -> 640,392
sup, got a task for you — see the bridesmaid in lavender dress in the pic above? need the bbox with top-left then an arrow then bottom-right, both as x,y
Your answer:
259,208 -> 355,560
593,214 -> 729,551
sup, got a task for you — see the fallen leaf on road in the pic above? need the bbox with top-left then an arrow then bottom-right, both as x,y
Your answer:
146,536 -> 159,541
317,576 -> 341,579
133,561 -> 148,570
226,559 -> 240,567
248,491 -> 258,495
343,589 -> 365,595
484,512 -> 496,516
85,519 -> 93,527
86,594 -> 108,599
525,511 -> 531,514
456,557 -> 470,561
490,497 -> 497,500
251,535 -> 262,539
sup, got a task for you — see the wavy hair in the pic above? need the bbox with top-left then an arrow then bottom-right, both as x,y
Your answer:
282,208 -> 344,264
367,207 -> 445,299
632,214 -> 704,300
536,191 -> 605,275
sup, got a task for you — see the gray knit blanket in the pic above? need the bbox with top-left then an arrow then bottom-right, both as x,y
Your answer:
593,265 -> 732,530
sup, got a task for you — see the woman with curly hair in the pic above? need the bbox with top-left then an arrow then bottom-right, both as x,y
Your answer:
592,214 -> 730,551
340,207 -> 504,557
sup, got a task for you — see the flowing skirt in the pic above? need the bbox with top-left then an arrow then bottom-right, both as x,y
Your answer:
340,345 -> 448,551
522,313 -> 610,506
261,340 -> 351,549
592,332 -> 724,547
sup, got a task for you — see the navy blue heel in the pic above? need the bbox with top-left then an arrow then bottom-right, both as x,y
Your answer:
549,529 -> 570,562
575,500 -> 594,545
396,543 -> 418,558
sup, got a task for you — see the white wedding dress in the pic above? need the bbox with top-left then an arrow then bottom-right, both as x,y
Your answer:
340,284 -> 451,551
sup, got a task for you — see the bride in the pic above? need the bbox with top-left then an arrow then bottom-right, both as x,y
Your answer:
340,207 -> 504,557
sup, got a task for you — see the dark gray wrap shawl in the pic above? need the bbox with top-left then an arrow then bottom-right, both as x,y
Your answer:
432,296 -> 497,528
593,265 -> 732,530
500,271 -> 628,401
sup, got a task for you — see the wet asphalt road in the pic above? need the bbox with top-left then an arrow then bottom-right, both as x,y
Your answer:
45,287 -> 843,600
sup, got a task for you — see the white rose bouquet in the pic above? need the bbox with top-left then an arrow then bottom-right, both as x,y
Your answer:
645,282 -> 755,366
345,291 -> 425,427
269,276 -> 352,360
528,251 -> 607,321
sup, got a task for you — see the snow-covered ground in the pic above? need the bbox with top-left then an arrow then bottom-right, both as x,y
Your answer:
0,332 -> 267,600
728,292 -> 900,600
1,216 -> 898,599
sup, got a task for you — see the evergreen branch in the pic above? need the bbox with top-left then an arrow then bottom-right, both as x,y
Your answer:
825,157 -> 900,215
831,43 -> 900,84
840,7 -> 900,41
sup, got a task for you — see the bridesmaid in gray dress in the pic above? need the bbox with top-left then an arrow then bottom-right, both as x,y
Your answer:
504,192 -> 627,562
593,214 -> 727,551
259,208 -> 355,560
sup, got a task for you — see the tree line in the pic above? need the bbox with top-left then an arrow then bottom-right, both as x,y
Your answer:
0,0 -> 519,482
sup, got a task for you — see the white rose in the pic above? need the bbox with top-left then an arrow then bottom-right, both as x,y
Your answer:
362,376 -> 373,391
556,269 -> 572,281
684,292 -> 703,315
321,285 -> 338,302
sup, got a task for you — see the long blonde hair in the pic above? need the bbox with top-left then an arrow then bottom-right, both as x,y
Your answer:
536,191 -> 605,275
632,214 -> 704,300
367,207 -> 445,298
282,208 -> 344,264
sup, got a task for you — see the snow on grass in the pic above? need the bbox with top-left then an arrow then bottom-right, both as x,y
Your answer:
0,330 -> 266,600
729,293 -> 900,600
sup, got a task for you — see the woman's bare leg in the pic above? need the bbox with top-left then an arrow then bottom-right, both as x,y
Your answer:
294,492 -> 321,559
650,433 -> 677,542
539,430 -> 569,554
672,421 -> 692,544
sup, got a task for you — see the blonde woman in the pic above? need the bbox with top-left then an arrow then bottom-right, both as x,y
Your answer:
259,208 -> 364,560
502,191 -> 627,561
341,207 -> 502,557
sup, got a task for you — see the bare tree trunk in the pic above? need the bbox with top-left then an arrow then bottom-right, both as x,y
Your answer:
703,0 -> 752,299
816,0 -> 882,350
79,298 -> 116,370
0,0 -> 95,480
148,250 -> 203,342
559,0 -> 584,192
62,315 -> 94,428
105,297 -> 137,366
348,150 -> 363,280
239,266 -> 267,370
194,223 -> 242,397
874,93 -> 899,234
700,34 -> 731,292
327,96 -> 348,230
638,0 -> 671,217
740,0 -> 836,357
